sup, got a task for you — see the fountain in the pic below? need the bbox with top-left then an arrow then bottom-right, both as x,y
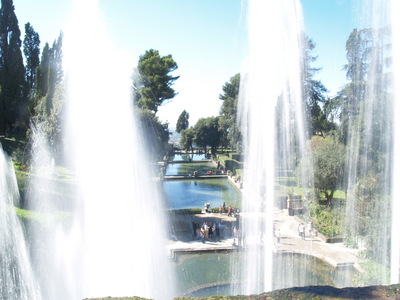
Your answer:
390,0 -> 400,284
236,0 -> 400,294
235,0 -> 308,295
24,0 -> 175,299
343,0 -> 399,285
0,145 -> 40,300
3,0 -> 400,298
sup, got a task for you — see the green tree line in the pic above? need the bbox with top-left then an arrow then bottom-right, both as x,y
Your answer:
0,0 -> 179,162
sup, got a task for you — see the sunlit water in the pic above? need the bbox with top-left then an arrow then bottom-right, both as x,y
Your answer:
175,252 -> 353,297
163,178 -> 241,210
344,0 -> 399,284
62,0 -> 176,298
0,145 -> 40,300
25,125 -> 82,300
390,0 -> 400,284
21,0 -> 176,299
165,161 -> 218,176
235,0 -> 308,295
170,153 -> 208,161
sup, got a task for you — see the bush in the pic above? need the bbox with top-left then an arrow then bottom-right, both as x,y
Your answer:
353,260 -> 390,286
169,208 -> 202,215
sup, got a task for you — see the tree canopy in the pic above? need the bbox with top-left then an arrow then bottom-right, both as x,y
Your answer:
0,0 -> 25,135
132,49 -> 178,160
176,110 -> 189,133
133,49 -> 179,113
23,22 -> 40,90
302,35 -> 335,136
179,127 -> 194,153
193,116 -> 222,154
299,136 -> 346,205
219,73 -> 241,150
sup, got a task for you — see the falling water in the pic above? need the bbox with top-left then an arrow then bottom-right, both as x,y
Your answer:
344,0 -> 396,284
390,0 -> 400,284
235,0 -> 307,295
0,145 -> 40,300
25,124 -> 82,300
62,0 -> 175,298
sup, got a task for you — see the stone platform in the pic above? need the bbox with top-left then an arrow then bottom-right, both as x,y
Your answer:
168,209 -> 360,271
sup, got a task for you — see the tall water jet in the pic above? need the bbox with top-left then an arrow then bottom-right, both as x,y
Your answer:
62,0 -> 175,298
235,0 -> 307,295
343,0 -> 395,284
390,0 -> 400,284
25,124 -> 82,300
0,145 -> 40,300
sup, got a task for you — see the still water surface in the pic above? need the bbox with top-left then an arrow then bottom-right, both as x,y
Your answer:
163,178 -> 241,210
175,252 -> 354,297
165,161 -> 219,176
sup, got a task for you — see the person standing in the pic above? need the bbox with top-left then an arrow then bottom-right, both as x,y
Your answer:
208,222 -> 213,238
228,205 -> 233,217
204,222 -> 209,240
299,223 -> 305,239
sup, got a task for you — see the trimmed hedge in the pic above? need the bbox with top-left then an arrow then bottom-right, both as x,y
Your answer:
168,208 -> 202,215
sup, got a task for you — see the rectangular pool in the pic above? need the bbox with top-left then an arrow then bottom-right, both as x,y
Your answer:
163,178 -> 241,210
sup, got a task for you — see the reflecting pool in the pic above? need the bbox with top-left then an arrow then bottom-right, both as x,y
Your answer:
174,252 -> 354,297
165,161 -> 219,176
170,153 -> 208,161
163,178 -> 241,210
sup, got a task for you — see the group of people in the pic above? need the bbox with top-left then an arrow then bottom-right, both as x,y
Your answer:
217,202 -> 237,217
192,220 -> 223,243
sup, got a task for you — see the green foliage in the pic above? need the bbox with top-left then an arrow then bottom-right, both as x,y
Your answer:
133,49 -> 179,113
347,175 -> 391,263
219,73 -> 241,150
15,207 -> 72,222
337,28 -> 372,143
176,109 -> 189,133
302,35 -> 334,136
35,33 -> 63,100
132,49 -> 178,160
23,22 -> 40,89
0,0 -> 26,135
179,127 -> 194,152
193,116 -> 222,153
311,206 -> 343,236
169,208 -> 202,215
298,136 -> 346,205
31,83 -> 64,153
216,153 -> 242,175
136,109 -> 171,161
353,260 -> 390,286
30,33 -> 64,159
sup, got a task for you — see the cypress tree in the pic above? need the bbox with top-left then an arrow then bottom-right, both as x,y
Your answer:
23,22 -> 40,90
0,0 -> 26,135
35,42 -> 50,98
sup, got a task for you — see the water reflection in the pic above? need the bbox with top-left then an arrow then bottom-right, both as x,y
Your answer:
165,162 -> 219,176
175,252 -> 354,297
163,178 -> 241,210
171,153 -> 208,161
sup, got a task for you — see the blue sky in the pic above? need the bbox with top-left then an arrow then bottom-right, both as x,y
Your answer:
13,0 -> 356,126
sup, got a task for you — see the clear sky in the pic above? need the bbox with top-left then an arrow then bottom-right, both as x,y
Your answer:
12,0 -> 357,127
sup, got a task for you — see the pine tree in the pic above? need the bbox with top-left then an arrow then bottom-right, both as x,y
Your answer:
0,0 -> 26,135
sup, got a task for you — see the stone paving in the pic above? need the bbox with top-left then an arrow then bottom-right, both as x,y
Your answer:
273,209 -> 360,270
168,208 -> 361,271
